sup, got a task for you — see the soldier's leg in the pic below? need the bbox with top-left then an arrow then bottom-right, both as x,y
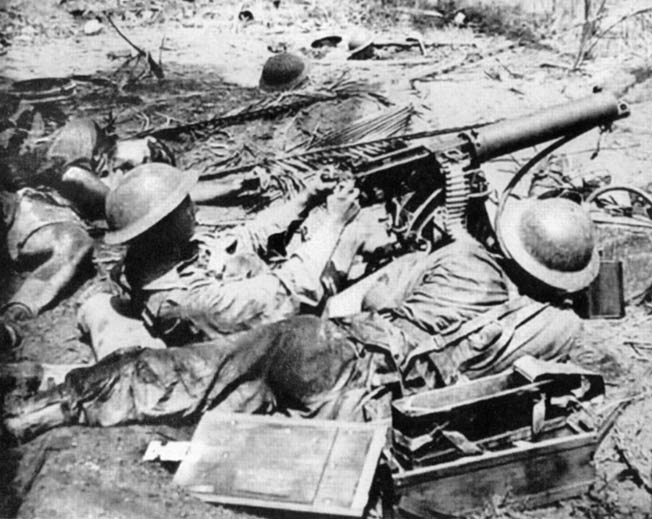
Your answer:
261,315 -> 381,420
3,322 -> 294,440
3,315 -> 373,441
3,341 -> 239,441
6,222 -> 93,318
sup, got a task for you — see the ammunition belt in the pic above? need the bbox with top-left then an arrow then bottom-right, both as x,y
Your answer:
440,150 -> 471,241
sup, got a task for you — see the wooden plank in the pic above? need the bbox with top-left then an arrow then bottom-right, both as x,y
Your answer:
392,361 -> 598,440
398,481 -> 594,518
173,412 -> 388,517
392,371 -> 515,415
392,379 -> 555,440
394,432 -> 596,486
393,417 -> 570,467
395,432 -> 597,516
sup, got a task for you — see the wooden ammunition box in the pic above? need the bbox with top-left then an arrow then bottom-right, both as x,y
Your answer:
392,369 -> 588,454
389,358 -> 604,517
392,423 -> 598,517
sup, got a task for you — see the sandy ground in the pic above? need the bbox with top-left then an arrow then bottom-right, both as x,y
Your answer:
1,0 -> 652,518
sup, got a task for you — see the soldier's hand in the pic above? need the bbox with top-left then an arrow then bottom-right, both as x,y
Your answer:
304,167 -> 351,203
326,180 -> 360,225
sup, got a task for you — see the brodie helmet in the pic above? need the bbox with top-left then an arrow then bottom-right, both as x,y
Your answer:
104,163 -> 198,245
259,52 -> 309,92
347,29 -> 374,60
47,117 -> 110,166
497,197 -> 599,293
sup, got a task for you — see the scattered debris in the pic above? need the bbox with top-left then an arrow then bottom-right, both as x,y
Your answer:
237,8 -> 254,23
135,74 -> 388,143
613,428 -> 652,495
143,440 -> 190,462
105,14 -> 164,81
392,6 -> 443,19
9,77 -> 77,104
82,18 -> 102,36
408,41 -> 519,85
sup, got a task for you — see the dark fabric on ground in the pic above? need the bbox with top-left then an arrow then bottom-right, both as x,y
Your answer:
61,303 -> 579,428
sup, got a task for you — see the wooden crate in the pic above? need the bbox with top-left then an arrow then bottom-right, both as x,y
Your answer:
173,412 -> 388,517
392,357 -> 603,461
392,424 -> 598,517
393,416 -> 572,469
393,371 -> 569,443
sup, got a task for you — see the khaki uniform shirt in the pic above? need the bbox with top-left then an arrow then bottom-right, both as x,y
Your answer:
128,204 -> 330,344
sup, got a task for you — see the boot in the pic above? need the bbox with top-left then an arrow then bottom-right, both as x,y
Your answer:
3,384 -> 76,443
0,321 -> 21,351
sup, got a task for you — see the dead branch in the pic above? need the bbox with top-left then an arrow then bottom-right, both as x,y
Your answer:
613,429 -> 652,495
133,77 -> 386,141
408,42 -> 517,85
373,40 -> 476,49
584,6 -> 652,59
574,3 -> 652,70
105,14 -> 145,55
105,13 -> 164,80
392,6 -> 443,18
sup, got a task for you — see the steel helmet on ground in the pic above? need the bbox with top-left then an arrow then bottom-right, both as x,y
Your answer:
347,29 -> 374,59
104,163 -> 198,245
496,197 -> 599,293
47,117 -> 106,165
259,52 -> 308,92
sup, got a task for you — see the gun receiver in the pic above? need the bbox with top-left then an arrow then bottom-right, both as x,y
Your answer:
353,92 -> 630,250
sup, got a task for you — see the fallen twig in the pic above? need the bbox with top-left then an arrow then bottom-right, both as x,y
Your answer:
623,340 -> 652,349
133,75 -> 387,141
105,13 -> 164,80
408,42 -> 518,85
392,6 -> 443,18
341,57 -> 445,67
539,61 -> 576,71
585,7 -> 652,58
574,5 -> 652,70
613,429 -> 652,494
373,40 -> 476,49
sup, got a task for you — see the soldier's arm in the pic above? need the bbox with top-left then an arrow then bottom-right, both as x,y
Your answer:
190,177 -> 247,204
272,182 -> 360,307
59,165 -> 110,220
173,273 -> 300,337
241,175 -> 340,254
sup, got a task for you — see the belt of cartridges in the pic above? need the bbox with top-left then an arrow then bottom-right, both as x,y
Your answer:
440,150 -> 471,241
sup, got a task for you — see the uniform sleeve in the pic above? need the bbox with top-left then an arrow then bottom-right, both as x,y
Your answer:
158,272 -> 299,339
272,217 -> 348,308
240,193 -> 313,254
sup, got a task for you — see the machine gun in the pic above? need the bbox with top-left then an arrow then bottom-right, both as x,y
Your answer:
199,92 -> 629,255
348,92 -> 630,252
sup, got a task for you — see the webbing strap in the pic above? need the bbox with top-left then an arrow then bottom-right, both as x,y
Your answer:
402,296 -> 538,371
